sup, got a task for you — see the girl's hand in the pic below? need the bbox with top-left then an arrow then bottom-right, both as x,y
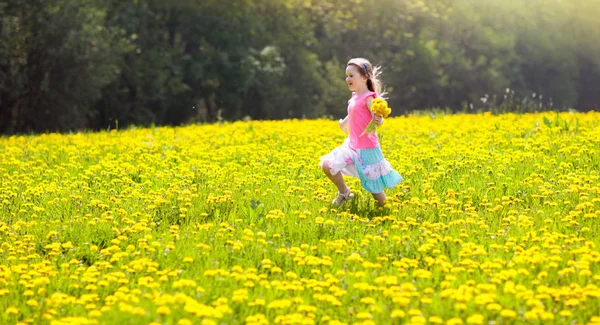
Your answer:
373,115 -> 384,126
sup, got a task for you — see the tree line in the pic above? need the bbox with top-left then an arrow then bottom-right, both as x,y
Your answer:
1,0 -> 599,134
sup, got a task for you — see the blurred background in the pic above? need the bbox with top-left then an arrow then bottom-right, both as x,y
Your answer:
1,0 -> 599,134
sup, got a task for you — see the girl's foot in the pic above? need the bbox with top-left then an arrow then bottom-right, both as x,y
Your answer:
372,192 -> 387,207
332,189 -> 354,206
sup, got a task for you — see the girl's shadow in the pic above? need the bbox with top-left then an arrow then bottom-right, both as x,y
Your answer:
341,191 -> 390,219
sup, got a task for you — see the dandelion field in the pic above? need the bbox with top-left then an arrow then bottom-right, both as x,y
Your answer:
1,112 -> 600,325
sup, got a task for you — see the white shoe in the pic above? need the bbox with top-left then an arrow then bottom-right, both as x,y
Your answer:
332,190 -> 354,206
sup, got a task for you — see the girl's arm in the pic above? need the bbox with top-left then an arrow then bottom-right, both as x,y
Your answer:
366,96 -> 384,126
339,115 -> 349,134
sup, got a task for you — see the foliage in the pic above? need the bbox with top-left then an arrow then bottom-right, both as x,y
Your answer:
1,0 -> 599,134
1,113 -> 600,323
0,0 -> 124,133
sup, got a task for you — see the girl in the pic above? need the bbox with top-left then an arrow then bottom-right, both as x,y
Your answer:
319,58 -> 402,207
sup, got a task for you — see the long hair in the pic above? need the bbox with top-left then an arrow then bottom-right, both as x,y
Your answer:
347,58 -> 387,99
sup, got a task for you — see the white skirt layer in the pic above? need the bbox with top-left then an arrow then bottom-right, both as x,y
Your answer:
319,138 -> 359,177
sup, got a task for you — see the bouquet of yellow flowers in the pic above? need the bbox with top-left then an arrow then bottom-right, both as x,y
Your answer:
361,98 -> 392,136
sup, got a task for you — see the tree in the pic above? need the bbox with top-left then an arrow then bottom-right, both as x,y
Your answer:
0,0 -> 123,134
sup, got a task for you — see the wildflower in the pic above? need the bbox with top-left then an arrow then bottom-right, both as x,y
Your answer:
26,299 -> 39,307
565,298 -> 579,306
558,310 -> 572,317
360,297 -> 376,305
157,306 -> 171,315
540,312 -> 554,321
500,309 -> 517,318
486,303 -> 502,312
361,98 -> 392,136
524,311 -> 538,321
267,299 -> 292,309
5,307 -> 19,314
447,318 -> 463,325
391,310 -> 405,318
466,314 -> 484,325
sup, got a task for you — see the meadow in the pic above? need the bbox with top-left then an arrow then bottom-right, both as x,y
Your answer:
1,112 -> 600,325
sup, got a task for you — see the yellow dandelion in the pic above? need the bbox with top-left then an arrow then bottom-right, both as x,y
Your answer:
559,310 -> 572,317
26,299 -> 39,307
360,297 -> 376,305
157,306 -> 171,315
500,309 -> 517,318
447,318 -> 463,325
524,311 -> 538,321
466,314 -> 484,325
391,310 -> 405,318
410,315 -> 426,323
5,307 -> 19,315
486,303 -> 502,312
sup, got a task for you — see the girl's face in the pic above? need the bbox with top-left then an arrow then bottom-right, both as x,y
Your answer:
345,65 -> 367,92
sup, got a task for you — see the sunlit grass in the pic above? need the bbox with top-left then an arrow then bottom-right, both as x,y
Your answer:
1,112 -> 600,325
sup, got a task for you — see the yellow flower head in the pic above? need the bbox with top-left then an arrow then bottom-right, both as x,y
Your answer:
370,98 -> 392,118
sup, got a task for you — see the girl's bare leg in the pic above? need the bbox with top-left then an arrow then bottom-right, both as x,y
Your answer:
372,192 -> 386,206
321,162 -> 350,194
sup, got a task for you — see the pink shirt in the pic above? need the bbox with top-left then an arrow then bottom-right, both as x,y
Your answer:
348,91 -> 378,150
